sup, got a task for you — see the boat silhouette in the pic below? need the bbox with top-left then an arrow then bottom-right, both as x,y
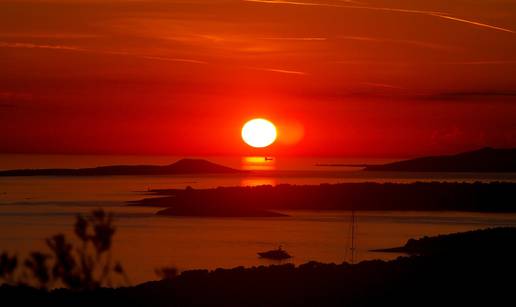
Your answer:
257,246 -> 292,260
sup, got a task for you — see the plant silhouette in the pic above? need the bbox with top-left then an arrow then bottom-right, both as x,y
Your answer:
0,209 -> 129,289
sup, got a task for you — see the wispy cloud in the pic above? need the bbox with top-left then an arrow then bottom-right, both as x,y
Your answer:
140,55 -> 207,64
260,37 -> 327,41
248,66 -> 307,75
0,41 -> 85,51
409,89 -> 516,103
0,41 -> 207,64
0,33 -> 100,39
427,91 -> 516,100
243,0 -> 515,34
441,60 -> 516,65
337,36 -> 455,51
360,82 -> 405,90
333,60 -> 409,66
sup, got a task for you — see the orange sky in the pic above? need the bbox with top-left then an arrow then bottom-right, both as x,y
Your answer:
1,0 -> 516,157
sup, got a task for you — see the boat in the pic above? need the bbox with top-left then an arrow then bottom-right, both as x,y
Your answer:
258,246 -> 292,260
264,157 -> 274,161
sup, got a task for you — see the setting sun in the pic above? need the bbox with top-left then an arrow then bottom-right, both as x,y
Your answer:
241,118 -> 277,148
1,0 -> 515,304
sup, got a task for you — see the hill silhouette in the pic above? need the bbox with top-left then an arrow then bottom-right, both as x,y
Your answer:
365,147 -> 516,172
372,227 -> 516,255
0,159 -> 242,176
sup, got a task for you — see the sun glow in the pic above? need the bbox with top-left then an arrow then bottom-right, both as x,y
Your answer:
241,118 -> 277,148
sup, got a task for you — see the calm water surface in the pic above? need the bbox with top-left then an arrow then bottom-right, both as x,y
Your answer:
1,154 -> 516,284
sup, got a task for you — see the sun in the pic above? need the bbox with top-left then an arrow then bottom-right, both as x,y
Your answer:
241,118 -> 277,148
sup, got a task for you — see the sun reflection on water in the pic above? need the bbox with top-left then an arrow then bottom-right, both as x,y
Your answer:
241,156 -> 276,171
240,178 -> 277,187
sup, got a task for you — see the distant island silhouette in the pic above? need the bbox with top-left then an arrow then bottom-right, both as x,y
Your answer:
364,147 -> 516,172
131,182 -> 516,216
0,159 -> 242,176
1,227 -> 515,306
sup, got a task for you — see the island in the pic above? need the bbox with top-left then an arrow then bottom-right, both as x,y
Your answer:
131,182 -> 516,215
364,147 -> 516,172
0,158 -> 243,176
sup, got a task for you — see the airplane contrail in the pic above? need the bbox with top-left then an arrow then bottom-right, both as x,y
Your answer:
429,14 -> 515,34
243,0 -> 515,34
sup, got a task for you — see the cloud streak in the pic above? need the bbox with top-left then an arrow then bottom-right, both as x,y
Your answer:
419,91 -> 516,102
441,60 -> 516,65
337,36 -> 454,51
0,41 -> 85,51
260,37 -> 327,41
0,41 -> 207,64
360,82 -> 405,90
248,66 -> 307,75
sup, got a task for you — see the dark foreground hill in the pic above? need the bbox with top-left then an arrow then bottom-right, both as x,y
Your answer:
0,159 -> 242,176
373,227 -> 516,255
365,147 -> 516,172
1,227 -> 515,307
131,182 -> 516,215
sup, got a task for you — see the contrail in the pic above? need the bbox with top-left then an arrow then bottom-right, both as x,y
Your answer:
244,0 -> 339,7
244,0 -> 444,13
243,0 -> 515,34
429,14 -> 515,34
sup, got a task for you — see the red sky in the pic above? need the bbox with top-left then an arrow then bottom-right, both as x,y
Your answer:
1,0 -> 516,157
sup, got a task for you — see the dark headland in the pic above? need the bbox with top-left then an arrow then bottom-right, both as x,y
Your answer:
0,158 -> 242,176
2,227 -> 515,307
365,147 -> 516,172
131,182 -> 516,216
372,227 -> 516,255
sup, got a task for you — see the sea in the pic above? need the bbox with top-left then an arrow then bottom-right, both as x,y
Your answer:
1,154 -> 516,284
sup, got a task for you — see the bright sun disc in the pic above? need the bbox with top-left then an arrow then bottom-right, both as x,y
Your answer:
241,118 -> 277,148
